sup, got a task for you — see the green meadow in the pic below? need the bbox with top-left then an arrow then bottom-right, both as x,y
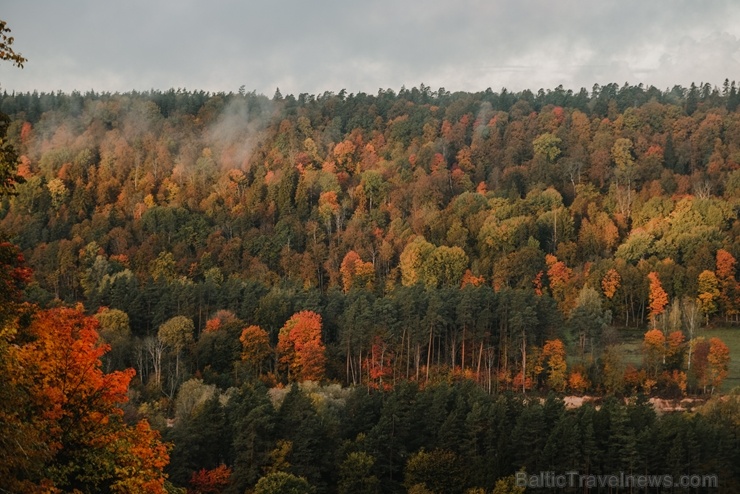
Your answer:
617,326 -> 740,393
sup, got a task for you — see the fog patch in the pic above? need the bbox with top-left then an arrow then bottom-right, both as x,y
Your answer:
207,93 -> 275,171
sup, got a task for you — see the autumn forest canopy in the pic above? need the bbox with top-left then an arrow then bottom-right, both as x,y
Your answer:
1,80 -> 740,492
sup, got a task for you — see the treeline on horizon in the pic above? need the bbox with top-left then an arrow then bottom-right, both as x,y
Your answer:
5,79 -> 740,120
1,80 -> 740,492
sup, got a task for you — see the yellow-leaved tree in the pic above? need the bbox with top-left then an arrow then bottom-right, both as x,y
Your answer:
697,270 -> 720,326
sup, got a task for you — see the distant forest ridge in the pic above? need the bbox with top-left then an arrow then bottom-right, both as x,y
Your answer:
0,78 -> 738,394
3,79 -> 740,120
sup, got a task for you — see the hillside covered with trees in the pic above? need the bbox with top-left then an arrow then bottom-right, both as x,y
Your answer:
1,81 -> 740,492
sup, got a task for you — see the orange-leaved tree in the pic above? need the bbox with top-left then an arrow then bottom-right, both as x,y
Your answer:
707,337 -> 730,393
642,328 -> 666,379
715,249 -> 739,322
7,306 -> 170,493
277,310 -> 326,382
240,324 -> 272,376
538,339 -> 567,392
189,464 -> 233,494
647,271 -> 668,329
546,254 -> 573,313
665,330 -> 686,369
340,250 -> 375,292
568,369 -> 590,394
0,240 -> 38,492
601,267 -> 621,300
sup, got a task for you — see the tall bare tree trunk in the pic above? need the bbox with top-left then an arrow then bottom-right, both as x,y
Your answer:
415,344 -> 420,381
521,329 -> 527,394
477,340 -> 484,382
426,325 -> 433,383
346,339 -> 351,384
461,326 -> 466,371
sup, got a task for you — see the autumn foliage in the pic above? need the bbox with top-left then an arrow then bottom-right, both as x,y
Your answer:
643,328 -> 666,378
240,324 -> 272,375
277,311 -> 326,382
716,249 -> 739,320
538,339 -> 567,392
568,370 -> 590,394
2,306 -> 170,492
697,270 -> 720,325
545,254 -> 573,312
707,337 -> 731,392
1,81 -> 740,492
601,268 -> 620,299
0,240 -> 32,315
340,250 -> 375,292
189,464 -> 232,494
647,271 -> 668,328
364,335 -> 393,390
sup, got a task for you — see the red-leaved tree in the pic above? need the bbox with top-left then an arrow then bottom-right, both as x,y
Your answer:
7,306 -> 170,492
277,311 -> 326,382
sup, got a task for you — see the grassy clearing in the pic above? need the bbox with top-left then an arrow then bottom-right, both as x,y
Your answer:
701,327 -> 740,392
612,325 -> 740,393
614,327 -> 646,368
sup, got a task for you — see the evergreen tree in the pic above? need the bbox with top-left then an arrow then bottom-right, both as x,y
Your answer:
510,401 -> 546,473
276,385 -> 337,490
167,395 -> 230,486
228,385 -> 277,493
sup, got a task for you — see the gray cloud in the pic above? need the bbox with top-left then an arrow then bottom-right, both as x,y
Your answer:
1,0 -> 739,96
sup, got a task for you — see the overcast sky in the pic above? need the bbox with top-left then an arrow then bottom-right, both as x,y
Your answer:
2,0 -> 740,97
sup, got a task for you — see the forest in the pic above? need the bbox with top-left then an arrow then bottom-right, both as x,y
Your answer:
1,79 -> 739,492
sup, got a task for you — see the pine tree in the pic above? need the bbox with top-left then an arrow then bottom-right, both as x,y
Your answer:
167,395 -> 230,486
578,406 -> 600,475
542,413 -> 581,472
511,401 -> 546,472
276,385 -> 336,490
461,398 -> 493,488
228,385 -> 278,492
606,402 -> 638,474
